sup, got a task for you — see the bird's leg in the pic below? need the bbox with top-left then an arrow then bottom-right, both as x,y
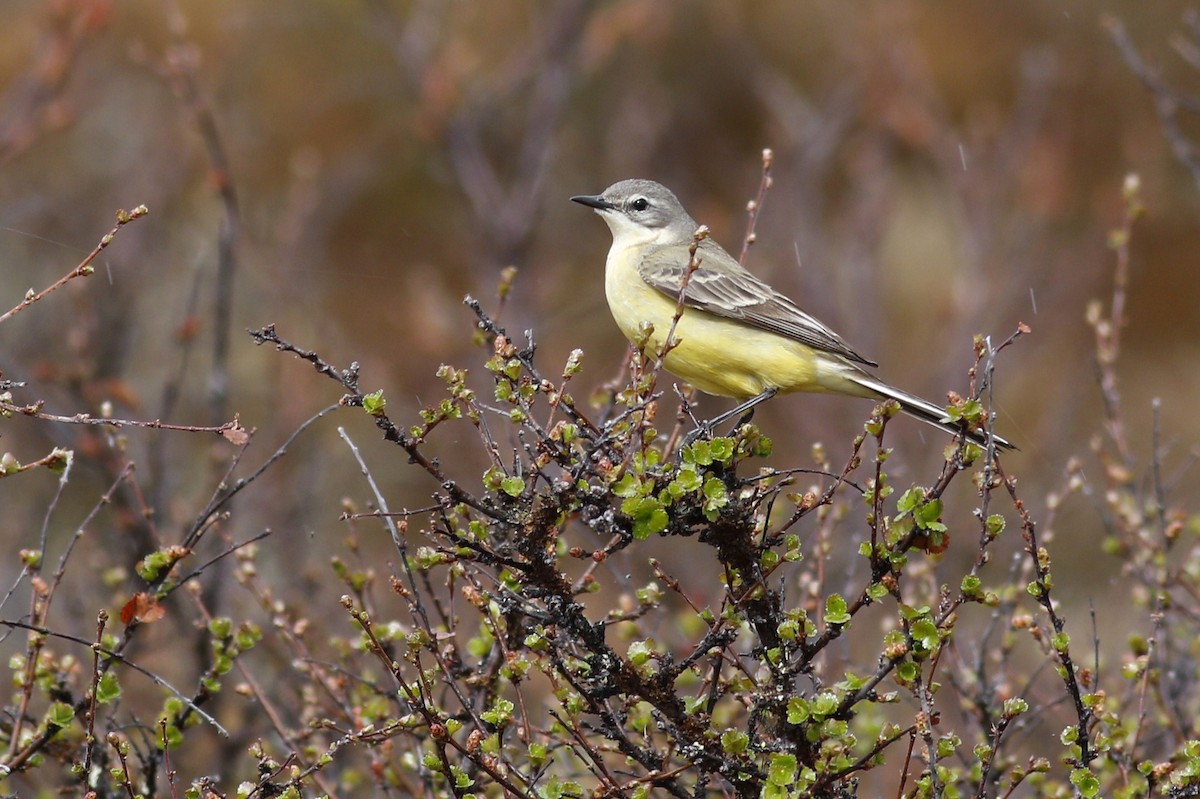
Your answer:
731,406 -> 758,434
717,387 -> 778,432
682,388 -> 778,447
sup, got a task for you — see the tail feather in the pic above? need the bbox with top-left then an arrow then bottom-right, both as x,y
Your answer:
846,373 -> 1015,451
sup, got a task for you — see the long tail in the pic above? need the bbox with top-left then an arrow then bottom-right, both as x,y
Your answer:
845,373 -> 1015,451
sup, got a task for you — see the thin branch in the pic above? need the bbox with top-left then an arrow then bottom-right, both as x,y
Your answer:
0,619 -> 228,738
0,206 -> 148,325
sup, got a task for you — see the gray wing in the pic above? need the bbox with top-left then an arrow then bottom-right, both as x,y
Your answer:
638,239 -> 878,368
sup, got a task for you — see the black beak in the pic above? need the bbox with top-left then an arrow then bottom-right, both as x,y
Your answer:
570,194 -> 616,211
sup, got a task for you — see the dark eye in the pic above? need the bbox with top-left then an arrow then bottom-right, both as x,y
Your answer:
630,197 -> 650,212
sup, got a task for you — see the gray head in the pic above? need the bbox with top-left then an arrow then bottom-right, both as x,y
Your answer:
571,179 -> 699,246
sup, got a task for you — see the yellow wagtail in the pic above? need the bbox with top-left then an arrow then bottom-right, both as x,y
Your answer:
571,179 -> 1012,450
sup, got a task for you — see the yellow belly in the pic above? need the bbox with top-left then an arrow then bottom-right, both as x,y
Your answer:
604,250 -> 872,400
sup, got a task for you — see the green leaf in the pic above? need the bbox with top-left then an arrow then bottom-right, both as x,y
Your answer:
528,742 -> 548,767
500,476 -> 524,497
720,728 -> 749,755
825,594 -> 851,625
46,701 -> 75,728
480,697 -> 514,726
136,549 -> 174,581
96,672 -> 121,704
688,440 -> 714,466
773,617 -> 797,642
767,752 -> 798,786
209,617 -> 233,639
362,390 -> 387,416
702,477 -> 728,518
708,438 -> 734,463
702,477 -> 727,502
1070,767 -> 1100,797
612,473 -> 641,498
451,766 -> 474,788
896,487 -> 923,514
236,623 -> 262,650
623,497 -> 669,540
627,640 -> 653,667
914,497 -> 944,530
810,692 -> 838,718
671,465 -> 702,494
911,619 -> 941,653
1002,697 -> 1027,718
936,733 -> 960,758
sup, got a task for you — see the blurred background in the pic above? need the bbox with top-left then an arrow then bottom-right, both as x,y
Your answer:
1,0 -> 1199,787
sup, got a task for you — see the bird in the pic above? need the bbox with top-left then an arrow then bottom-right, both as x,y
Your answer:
571,178 -> 1012,450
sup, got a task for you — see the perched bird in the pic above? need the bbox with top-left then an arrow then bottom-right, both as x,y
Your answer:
571,178 -> 1012,450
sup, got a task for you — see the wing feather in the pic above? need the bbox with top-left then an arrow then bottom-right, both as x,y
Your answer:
637,240 -> 878,367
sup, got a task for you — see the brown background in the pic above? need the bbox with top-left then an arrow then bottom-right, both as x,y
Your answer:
0,0 -> 1198,786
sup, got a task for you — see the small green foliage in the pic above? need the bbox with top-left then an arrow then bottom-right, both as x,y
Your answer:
893,486 -> 947,535
480,697 -> 514,726
635,582 -> 662,605
362,389 -> 387,416
621,496 -> 669,539
96,672 -> 121,704
1070,767 -> 1100,797
669,463 -> 703,495
701,476 -> 728,518
627,640 -> 653,667
910,618 -> 941,656
1002,697 -> 1028,718
766,752 -> 798,787
46,701 -> 74,728
720,728 -> 749,755
612,473 -> 641,498
538,775 -> 583,799
944,398 -> 982,425
209,616 -> 233,639
708,438 -> 734,463
783,697 -> 808,726
825,594 -> 851,625
896,661 -> 920,684
684,437 -> 734,467
136,546 -> 189,582
527,742 -> 548,767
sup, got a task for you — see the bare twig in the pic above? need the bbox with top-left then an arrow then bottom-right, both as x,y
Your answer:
738,148 -> 774,264
0,206 -> 148,325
